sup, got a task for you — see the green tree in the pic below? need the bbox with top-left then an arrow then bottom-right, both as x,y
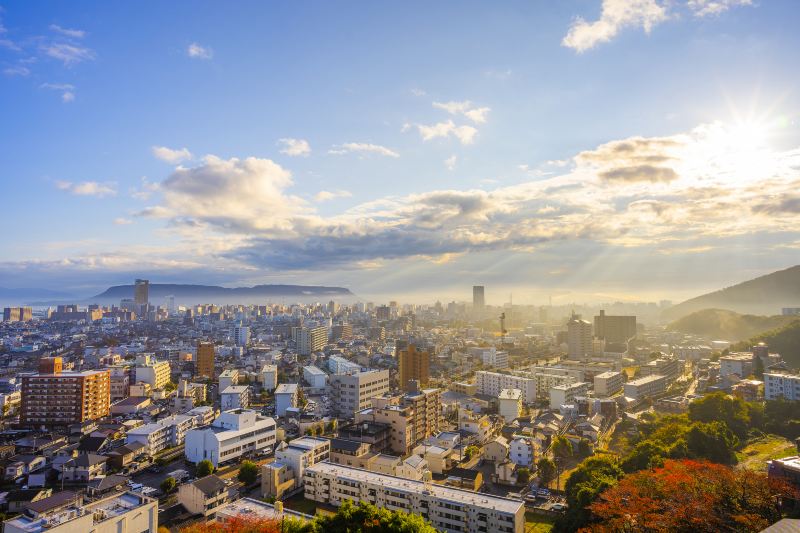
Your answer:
557,455 -> 624,531
164,381 -> 177,392
463,445 -> 480,461
688,391 -> 751,438
753,355 -> 765,378
621,440 -> 668,473
552,435 -> 573,459
577,438 -> 593,457
686,421 -> 738,465
517,467 -> 530,484
196,459 -> 215,477
160,476 -> 176,494
537,457 -> 556,487
309,500 -> 437,533
238,460 -> 259,485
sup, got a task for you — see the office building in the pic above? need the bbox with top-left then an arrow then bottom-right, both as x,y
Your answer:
593,310 -> 637,346
330,370 -> 390,417
297,326 -> 328,356
549,382 -> 589,410
3,307 -> 32,322
275,383 -> 299,416
232,325 -> 250,347
498,389 -> 522,421
567,312 -> 593,360
134,354 -> 171,390
398,344 -> 430,391
134,278 -> 149,306
475,371 -> 537,405
764,373 -> 800,401
21,369 -> 111,425
624,375 -> 667,401
261,364 -> 278,391
196,341 -> 215,379
304,463 -> 524,533
473,285 -> 485,308
3,491 -> 157,533
594,371 -> 624,397
185,409 -> 277,467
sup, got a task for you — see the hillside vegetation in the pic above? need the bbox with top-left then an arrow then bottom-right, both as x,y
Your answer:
734,319 -> 800,369
663,265 -> 800,319
666,309 -> 797,342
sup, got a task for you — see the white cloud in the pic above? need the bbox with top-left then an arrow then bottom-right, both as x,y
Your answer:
329,142 -> 400,158
314,190 -> 352,202
42,42 -> 95,65
411,88 -> 426,97
152,146 -> 193,163
49,24 -> 86,38
445,155 -> 457,171
56,181 -> 116,198
278,138 -> 311,157
187,42 -> 212,59
114,218 -> 133,225
40,82 -> 76,102
562,0 -> 668,53
130,176 -> 160,200
687,0 -> 752,16
432,100 -> 491,124
3,65 -> 30,76
417,120 -> 478,145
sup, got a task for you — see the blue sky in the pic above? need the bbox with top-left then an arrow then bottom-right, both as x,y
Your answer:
1,0 -> 799,304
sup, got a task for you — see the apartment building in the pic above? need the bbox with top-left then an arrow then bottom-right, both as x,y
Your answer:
109,365 -> 132,402
476,371 -> 537,406
328,355 -> 362,375
3,307 -> 32,322
641,358 -> 682,382
196,341 -> 215,379
479,348 -> 509,369
3,491 -> 157,533
134,354 -> 171,390
355,388 -> 442,455
498,389 -> 522,421
304,463 -> 524,533
125,414 -> 195,454
275,383 -> 299,416
218,369 -> 239,394
719,354 -> 754,378
178,475 -> 234,519
185,409 -> 276,466
297,326 -> 328,356
398,344 -> 430,390
624,374 -> 668,401
261,364 -> 278,392
332,323 -> 354,341
262,436 -> 331,499
220,385 -> 251,410
549,381 -> 589,410
20,369 -> 111,425
764,373 -> 800,401
567,313 -> 593,360
330,370 -> 390,417
303,366 -> 328,388
594,371 -> 624,397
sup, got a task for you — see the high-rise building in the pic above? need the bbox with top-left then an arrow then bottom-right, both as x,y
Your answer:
20,369 -> 111,425
398,344 -> 430,391
567,312 -> 593,360
2,307 -> 32,322
593,310 -> 637,346
330,370 -> 390,417
134,278 -> 150,306
297,326 -> 327,356
473,285 -> 485,308
196,342 -> 215,379
233,325 -> 250,347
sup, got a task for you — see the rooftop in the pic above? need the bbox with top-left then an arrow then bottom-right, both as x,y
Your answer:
275,384 -> 299,394
216,497 -> 312,522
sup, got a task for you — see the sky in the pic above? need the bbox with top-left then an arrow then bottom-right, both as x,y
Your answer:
1,0 -> 799,305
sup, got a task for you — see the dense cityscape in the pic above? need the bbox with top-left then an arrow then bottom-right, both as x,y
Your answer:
0,275 -> 798,532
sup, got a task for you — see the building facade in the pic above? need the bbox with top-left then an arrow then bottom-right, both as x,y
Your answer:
20,369 -> 111,425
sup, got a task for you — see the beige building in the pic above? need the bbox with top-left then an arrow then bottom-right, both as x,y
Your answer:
498,388 -> 522,421
135,354 -> 171,390
262,437 -> 330,499
330,370 -> 390,417
20,369 -> 111,425
178,475 -> 234,519
594,371 -> 624,397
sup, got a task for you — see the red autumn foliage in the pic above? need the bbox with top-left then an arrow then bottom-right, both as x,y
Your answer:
583,459 -> 798,532
180,515 -> 284,533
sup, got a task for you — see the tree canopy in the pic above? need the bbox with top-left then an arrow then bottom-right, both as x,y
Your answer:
238,460 -> 259,485
196,459 -> 215,477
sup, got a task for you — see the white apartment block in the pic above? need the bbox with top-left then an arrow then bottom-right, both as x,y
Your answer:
719,354 -> 754,378
303,365 -> 328,388
624,374 -> 667,401
480,348 -> 509,369
218,369 -> 240,394
125,414 -> 195,454
594,371 -> 624,397
220,385 -> 251,410
476,371 -> 537,405
261,365 -> 278,392
328,355 -> 362,375
233,325 -> 250,347
298,326 -> 328,356
275,383 -> 299,417
185,409 -> 277,466
4,491 -> 158,533
498,389 -> 522,421
304,462 -> 524,533
509,436 -> 535,467
764,373 -> 800,401
330,370 -> 390,417
549,382 -> 589,410
567,314 -> 593,360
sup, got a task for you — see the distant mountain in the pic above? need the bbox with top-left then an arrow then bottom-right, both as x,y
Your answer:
88,283 -> 357,305
662,265 -> 800,320
665,309 -> 797,342
0,287 -> 77,303
733,319 -> 800,369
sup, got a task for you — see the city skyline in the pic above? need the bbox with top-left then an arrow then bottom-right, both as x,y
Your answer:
2,1 -> 799,304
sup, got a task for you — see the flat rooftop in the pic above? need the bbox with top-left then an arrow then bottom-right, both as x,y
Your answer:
217,497 -> 312,521
307,462 -> 523,515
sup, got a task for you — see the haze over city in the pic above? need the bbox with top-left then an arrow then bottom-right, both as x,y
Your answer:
2,1 -> 799,304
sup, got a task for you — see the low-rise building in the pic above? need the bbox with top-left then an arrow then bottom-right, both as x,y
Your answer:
764,373 -> 800,401
594,371 -> 624,397
304,462 -> 524,533
624,374 -> 668,401
261,365 -> 278,392
303,366 -> 328,388
498,389 -> 522,421
509,436 -> 535,467
185,409 -> 276,466
178,475 -> 233,519
220,385 -> 251,410
275,383 -> 299,416
262,437 -> 330,499
549,382 -> 589,410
